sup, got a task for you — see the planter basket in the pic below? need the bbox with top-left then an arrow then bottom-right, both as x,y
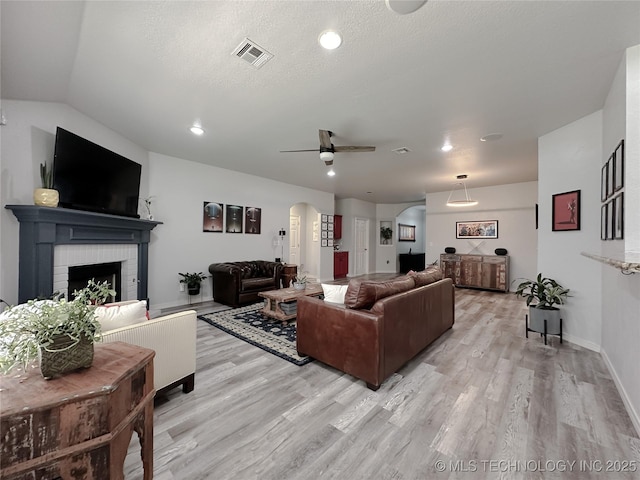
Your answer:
293,282 -> 306,291
39,334 -> 94,378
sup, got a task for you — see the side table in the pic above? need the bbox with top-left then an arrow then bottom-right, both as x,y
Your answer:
282,263 -> 298,288
0,342 -> 155,480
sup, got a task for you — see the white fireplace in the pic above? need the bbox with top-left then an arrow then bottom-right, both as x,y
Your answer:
53,244 -> 138,300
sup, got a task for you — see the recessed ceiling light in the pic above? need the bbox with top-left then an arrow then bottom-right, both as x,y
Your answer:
190,125 -> 204,135
480,133 -> 503,142
318,30 -> 342,50
327,168 -> 336,177
441,144 -> 453,152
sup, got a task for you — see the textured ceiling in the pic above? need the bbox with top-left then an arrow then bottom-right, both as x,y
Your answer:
2,1 -> 639,203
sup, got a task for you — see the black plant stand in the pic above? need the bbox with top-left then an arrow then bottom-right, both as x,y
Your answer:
525,314 -> 562,345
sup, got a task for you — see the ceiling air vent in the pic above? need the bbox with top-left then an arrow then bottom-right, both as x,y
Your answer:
392,147 -> 411,155
232,38 -> 273,69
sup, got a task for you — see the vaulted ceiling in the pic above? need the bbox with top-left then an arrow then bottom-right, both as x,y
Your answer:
2,1 -> 639,203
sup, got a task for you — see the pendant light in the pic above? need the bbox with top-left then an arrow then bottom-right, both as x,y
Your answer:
446,175 -> 478,207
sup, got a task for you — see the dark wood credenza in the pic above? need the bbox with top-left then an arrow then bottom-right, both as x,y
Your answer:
440,253 -> 509,292
0,342 -> 155,480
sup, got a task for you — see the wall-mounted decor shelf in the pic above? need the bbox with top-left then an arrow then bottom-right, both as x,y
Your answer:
580,252 -> 639,274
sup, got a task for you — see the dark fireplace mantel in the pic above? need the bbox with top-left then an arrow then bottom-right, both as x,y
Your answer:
6,205 -> 161,303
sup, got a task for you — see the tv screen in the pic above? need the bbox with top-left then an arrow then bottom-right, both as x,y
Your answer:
53,127 -> 142,218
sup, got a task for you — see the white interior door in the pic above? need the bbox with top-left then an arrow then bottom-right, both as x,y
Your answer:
354,217 -> 369,275
289,215 -> 300,266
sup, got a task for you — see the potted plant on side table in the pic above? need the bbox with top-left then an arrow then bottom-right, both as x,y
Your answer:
0,279 -> 116,378
514,273 -> 570,344
179,272 -> 208,296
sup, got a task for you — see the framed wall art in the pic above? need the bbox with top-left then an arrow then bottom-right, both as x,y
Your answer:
398,224 -> 416,242
613,192 -> 624,240
600,204 -> 608,240
601,160 -> 609,202
456,220 -> 498,239
614,139 -> 624,192
225,205 -> 243,233
244,207 -> 261,234
552,190 -> 580,231
203,201 -> 223,232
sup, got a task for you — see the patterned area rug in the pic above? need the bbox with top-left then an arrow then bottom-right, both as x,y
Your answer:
198,303 -> 312,366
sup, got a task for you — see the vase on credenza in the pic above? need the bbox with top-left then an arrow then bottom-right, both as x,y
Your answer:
33,188 -> 59,207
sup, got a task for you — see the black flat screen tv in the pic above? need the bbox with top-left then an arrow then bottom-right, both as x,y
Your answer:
53,127 -> 142,218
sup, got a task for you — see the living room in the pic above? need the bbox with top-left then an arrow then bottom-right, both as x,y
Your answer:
1,1 -> 639,477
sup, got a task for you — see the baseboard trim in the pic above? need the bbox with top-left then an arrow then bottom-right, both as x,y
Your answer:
601,348 -> 640,437
562,333 -> 600,352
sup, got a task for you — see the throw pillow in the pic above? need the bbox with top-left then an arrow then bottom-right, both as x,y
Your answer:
94,300 -> 148,332
321,284 -> 348,304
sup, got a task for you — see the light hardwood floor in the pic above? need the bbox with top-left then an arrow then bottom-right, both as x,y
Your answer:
125,288 -> 640,479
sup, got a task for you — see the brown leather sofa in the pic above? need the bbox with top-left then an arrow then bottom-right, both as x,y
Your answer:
209,260 -> 284,307
296,268 -> 454,390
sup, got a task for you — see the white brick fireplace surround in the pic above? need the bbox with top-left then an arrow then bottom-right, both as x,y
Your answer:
6,205 -> 160,303
53,244 -> 138,300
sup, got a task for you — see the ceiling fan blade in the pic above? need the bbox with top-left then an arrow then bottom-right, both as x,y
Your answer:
319,130 -> 333,149
280,149 -> 320,153
333,145 -> 376,153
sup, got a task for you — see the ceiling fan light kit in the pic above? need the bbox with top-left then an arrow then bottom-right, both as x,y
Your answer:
281,129 -> 375,166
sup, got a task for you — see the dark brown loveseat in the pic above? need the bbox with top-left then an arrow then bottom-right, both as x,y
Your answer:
296,267 -> 454,390
209,260 -> 284,307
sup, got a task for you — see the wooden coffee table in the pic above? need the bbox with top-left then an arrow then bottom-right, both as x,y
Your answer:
259,283 -> 324,323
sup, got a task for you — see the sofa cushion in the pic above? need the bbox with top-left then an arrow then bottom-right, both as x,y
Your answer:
344,276 -> 416,310
241,277 -> 275,292
407,265 -> 443,287
321,283 -> 349,304
95,300 -> 147,332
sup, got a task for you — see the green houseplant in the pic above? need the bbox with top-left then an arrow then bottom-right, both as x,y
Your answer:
179,272 -> 208,295
33,162 -> 59,207
380,226 -> 393,245
514,274 -> 570,337
292,274 -> 307,290
0,279 -> 115,377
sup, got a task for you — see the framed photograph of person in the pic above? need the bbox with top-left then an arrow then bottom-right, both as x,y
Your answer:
552,190 -> 580,231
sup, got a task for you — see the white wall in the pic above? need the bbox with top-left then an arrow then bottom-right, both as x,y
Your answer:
600,45 -> 640,435
0,100 -> 149,304
538,112 -> 603,350
375,202 -> 424,273
147,152 -> 335,310
396,206 -> 426,255
335,198 -> 377,276
425,182 -> 538,286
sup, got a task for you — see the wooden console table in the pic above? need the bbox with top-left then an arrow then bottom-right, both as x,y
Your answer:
440,253 -> 509,292
0,342 -> 155,480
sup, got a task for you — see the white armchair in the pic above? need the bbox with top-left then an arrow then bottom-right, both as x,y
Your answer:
101,309 -> 197,395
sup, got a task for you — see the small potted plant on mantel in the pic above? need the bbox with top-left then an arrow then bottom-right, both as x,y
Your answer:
33,162 -> 59,207
514,274 -> 570,340
179,272 -> 208,296
0,279 -> 115,378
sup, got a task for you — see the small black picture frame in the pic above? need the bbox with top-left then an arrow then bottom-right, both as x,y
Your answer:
614,139 -> 624,192
613,192 -> 624,240
601,204 -> 608,240
601,161 -> 609,202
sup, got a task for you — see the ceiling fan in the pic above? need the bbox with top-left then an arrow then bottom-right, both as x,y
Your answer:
280,130 -> 375,165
